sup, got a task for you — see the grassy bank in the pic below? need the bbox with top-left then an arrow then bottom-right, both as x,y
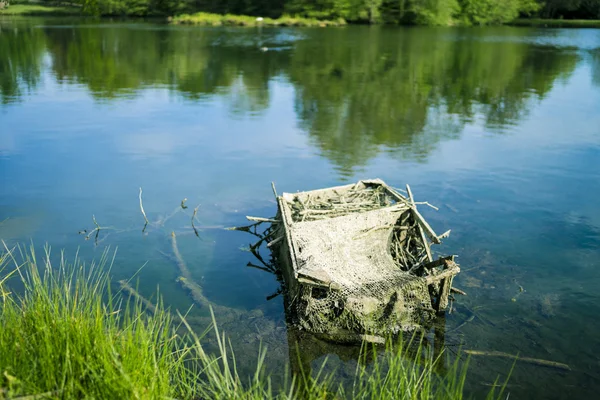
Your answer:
170,12 -> 346,27
510,18 -> 600,28
0,246 -> 505,399
0,4 -> 81,16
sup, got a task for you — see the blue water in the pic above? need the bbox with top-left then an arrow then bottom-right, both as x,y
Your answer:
1,19 -> 599,398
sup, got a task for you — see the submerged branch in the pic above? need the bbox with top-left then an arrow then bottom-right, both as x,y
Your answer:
119,280 -> 157,314
464,350 -> 571,371
171,232 -> 191,280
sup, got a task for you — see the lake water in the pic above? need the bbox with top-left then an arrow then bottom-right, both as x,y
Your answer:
1,17 -> 599,399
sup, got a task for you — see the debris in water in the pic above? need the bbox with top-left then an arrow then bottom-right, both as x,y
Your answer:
264,179 -> 461,341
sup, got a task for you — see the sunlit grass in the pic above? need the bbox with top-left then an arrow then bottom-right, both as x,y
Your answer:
510,18 -> 600,28
0,4 -> 82,16
171,12 -> 347,27
0,245 -> 507,399
0,245 -> 195,399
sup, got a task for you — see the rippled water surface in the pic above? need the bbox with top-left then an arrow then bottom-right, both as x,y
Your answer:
1,18 -> 599,399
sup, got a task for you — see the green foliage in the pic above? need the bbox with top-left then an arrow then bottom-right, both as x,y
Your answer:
172,11 -> 346,25
104,0 -> 152,16
0,4 -> 82,15
457,0 -> 540,25
81,0 -> 101,16
540,0 -> 600,19
410,0 -> 459,25
285,0 -> 350,19
0,246 -> 194,399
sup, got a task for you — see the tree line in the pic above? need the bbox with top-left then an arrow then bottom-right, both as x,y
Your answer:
26,0 -> 600,22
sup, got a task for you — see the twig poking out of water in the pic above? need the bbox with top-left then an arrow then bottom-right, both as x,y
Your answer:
464,350 -> 571,371
92,215 -> 100,230
79,216 -> 117,245
181,198 -> 188,209
139,187 -> 149,230
83,215 -> 102,244
271,181 -> 278,199
191,205 -> 200,237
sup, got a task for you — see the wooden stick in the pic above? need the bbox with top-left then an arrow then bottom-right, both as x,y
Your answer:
451,287 -> 467,296
414,201 -> 439,211
464,350 -> 571,371
191,205 -> 199,237
92,215 -> 100,230
85,215 -> 102,243
418,221 -> 433,262
225,221 -> 265,238
406,185 -> 434,261
412,208 -> 441,244
438,230 -> 451,240
119,280 -> 157,314
438,275 -> 453,310
139,187 -> 149,225
426,263 -> 460,284
266,236 -> 284,248
448,314 -> 475,333
177,276 -> 209,309
249,229 -> 276,252
171,232 -> 191,280
271,181 -> 278,199
246,216 -> 279,223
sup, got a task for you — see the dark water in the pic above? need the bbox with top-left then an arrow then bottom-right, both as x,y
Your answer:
1,17 -> 600,398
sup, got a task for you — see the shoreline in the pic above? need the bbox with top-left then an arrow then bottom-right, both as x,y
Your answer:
0,247 -> 498,398
169,12 -> 346,27
3,5 -> 600,29
509,18 -> 600,28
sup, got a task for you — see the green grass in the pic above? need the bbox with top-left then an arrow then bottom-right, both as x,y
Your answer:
0,245 -> 507,399
170,12 -> 347,27
0,246 -> 195,399
0,4 -> 82,16
510,18 -> 600,28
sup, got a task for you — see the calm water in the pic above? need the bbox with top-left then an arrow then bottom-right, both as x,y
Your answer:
1,17 -> 600,398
